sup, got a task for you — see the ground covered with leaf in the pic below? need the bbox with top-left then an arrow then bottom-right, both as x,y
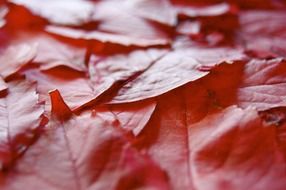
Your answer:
0,0 -> 286,189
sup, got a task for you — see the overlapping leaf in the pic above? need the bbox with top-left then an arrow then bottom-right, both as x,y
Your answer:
44,0 -> 176,47
0,0 -> 286,190
24,48 -> 166,111
0,91 -> 169,190
111,44 -> 245,103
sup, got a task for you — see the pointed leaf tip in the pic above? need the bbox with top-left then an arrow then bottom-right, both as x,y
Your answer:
49,89 -> 72,121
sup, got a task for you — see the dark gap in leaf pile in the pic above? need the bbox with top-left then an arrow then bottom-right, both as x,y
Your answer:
0,0 -> 286,189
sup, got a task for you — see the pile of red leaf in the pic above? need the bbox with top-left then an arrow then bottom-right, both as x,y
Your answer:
1,0 -> 286,189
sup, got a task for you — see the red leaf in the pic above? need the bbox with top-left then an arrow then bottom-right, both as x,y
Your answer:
41,0 -> 176,48
25,68 -> 97,112
176,2 -> 232,18
111,45 -> 245,103
239,10 -> 286,58
189,106 -> 286,190
0,41 -> 36,78
135,90 -> 196,190
2,32 -> 87,72
135,87 -> 286,189
125,0 -> 176,26
1,91 -> 169,190
94,100 -> 157,136
183,58 -> 286,111
24,33 -> 87,72
9,0 -> 96,26
237,58 -> 286,110
0,80 -> 44,170
24,48 -> 166,111
46,25 -> 170,47
2,0 -> 286,189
